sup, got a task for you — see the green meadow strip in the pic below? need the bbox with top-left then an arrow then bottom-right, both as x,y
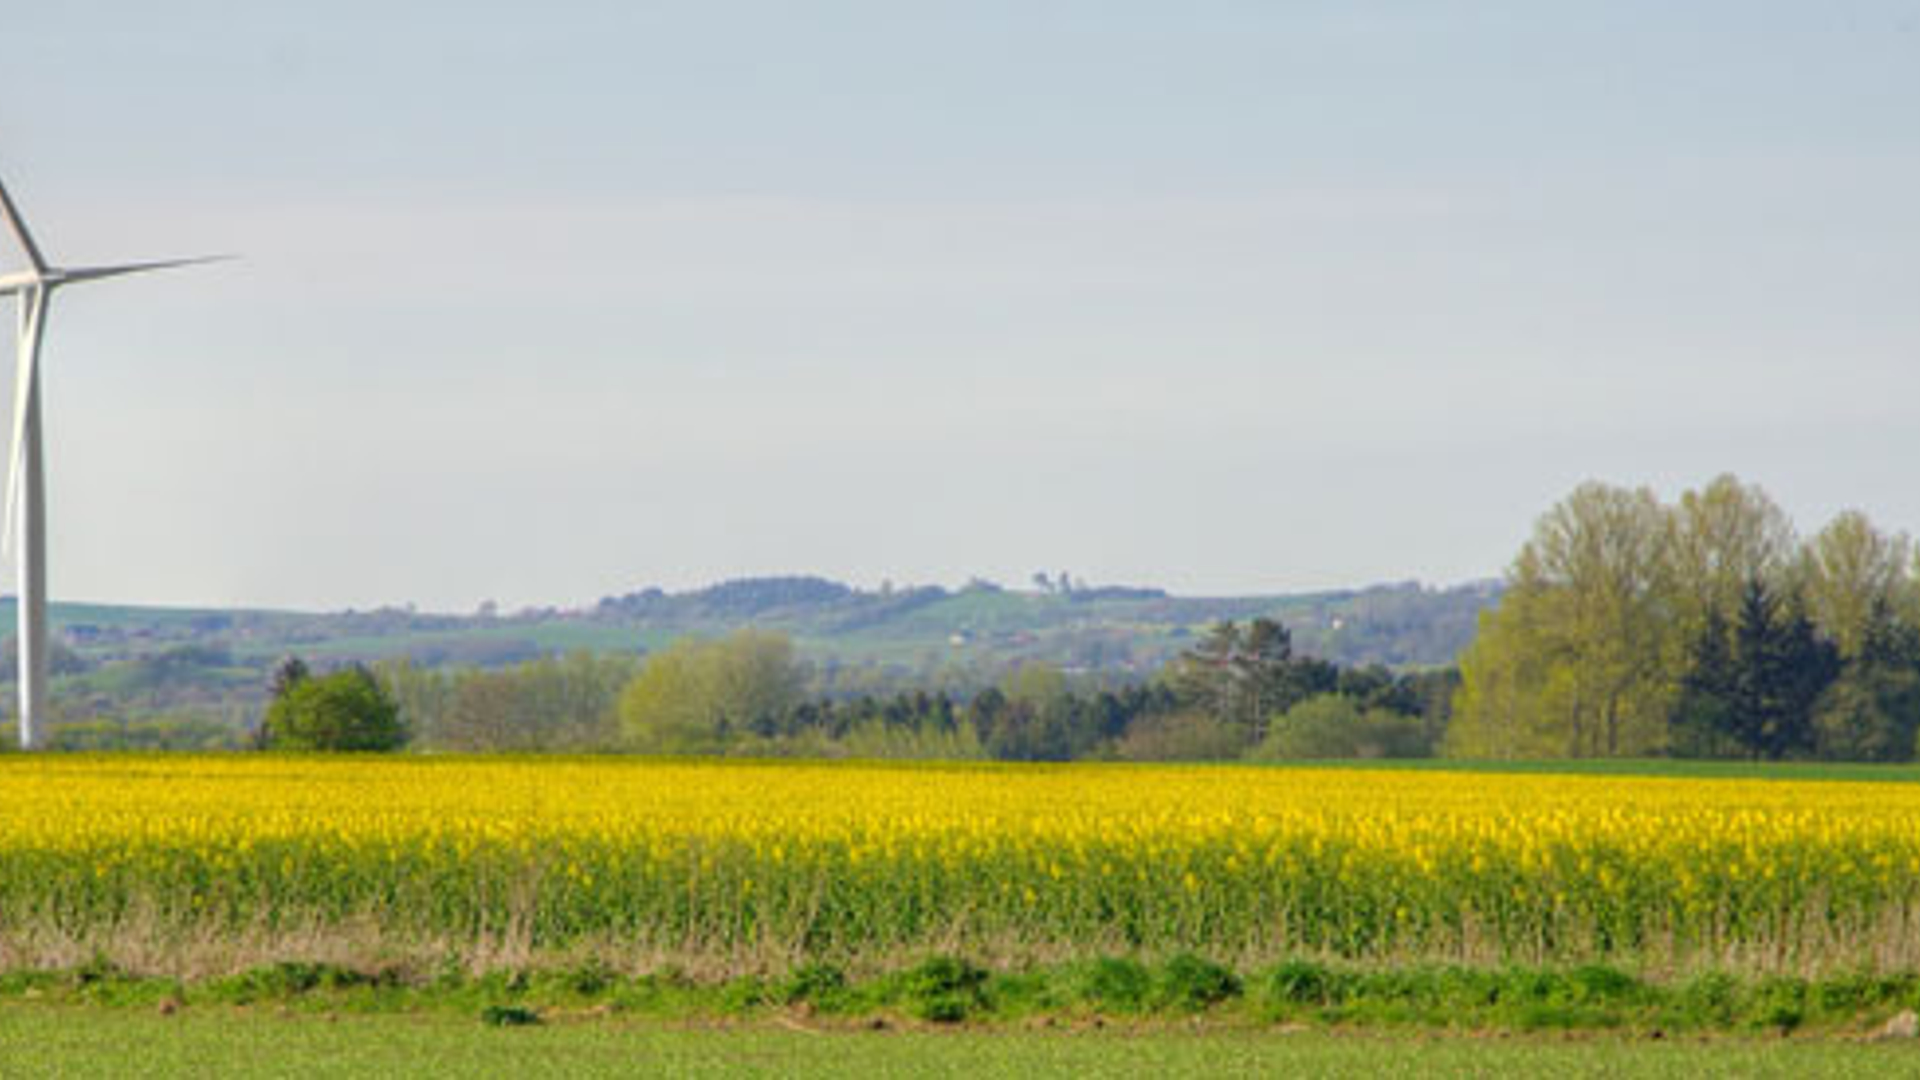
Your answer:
6,956 -> 1920,1036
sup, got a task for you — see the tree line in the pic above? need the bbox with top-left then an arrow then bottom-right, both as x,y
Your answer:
241,620 -> 1452,759
607,620 -> 1453,760
219,471 -> 1920,764
1449,475 -> 1920,761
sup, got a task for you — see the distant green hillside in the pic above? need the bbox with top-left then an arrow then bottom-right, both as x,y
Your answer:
0,578 -> 1497,748
0,576 -> 1489,745
590,577 -> 1499,674
2,577 -> 1497,675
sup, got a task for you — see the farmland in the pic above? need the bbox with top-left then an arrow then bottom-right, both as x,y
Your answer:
5,757 -> 1920,981
1,1009 -> 1913,1079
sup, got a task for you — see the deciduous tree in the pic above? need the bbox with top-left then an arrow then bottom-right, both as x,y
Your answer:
262,664 -> 407,752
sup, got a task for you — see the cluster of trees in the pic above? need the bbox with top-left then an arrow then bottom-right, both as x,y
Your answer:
1160,619 -> 1455,760
234,610 -> 1455,759
241,653 -> 624,754
610,620 -> 1450,762
258,658 -> 407,752
36,715 -> 239,752
1450,475 -> 1920,761
378,652 -> 639,752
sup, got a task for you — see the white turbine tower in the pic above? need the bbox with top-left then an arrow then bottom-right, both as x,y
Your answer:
0,172 -> 221,750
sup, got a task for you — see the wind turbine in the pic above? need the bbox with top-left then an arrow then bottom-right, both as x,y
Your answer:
0,172 -> 222,750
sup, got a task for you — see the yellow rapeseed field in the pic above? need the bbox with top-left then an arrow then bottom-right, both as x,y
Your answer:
2,757 -> 1918,968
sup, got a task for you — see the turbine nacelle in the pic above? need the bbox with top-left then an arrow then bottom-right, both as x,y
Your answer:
0,267 -> 80,293
0,268 -> 75,292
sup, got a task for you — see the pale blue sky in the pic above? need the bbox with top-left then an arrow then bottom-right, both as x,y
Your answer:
1,2 -> 1916,610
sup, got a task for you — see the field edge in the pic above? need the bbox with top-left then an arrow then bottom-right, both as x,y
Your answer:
7,954 -> 1920,1041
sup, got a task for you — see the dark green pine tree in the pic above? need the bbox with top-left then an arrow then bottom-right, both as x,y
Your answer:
1768,604 -> 1839,760
1241,617 -> 1295,741
1817,599 -> 1920,761
1171,621 -> 1245,727
1671,605 -> 1737,758
1729,577 -> 1839,760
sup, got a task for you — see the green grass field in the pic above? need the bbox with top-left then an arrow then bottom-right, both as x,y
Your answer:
1,1008 -> 1915,1079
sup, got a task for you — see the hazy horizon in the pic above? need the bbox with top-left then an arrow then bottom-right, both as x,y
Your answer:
1,3 -> 1914,611
0,570 -> 1502,618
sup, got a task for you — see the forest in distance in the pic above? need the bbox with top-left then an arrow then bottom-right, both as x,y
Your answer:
0,577 -> 1491,753
7,473 -> 1920,765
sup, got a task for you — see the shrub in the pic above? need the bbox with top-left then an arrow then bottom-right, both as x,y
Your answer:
1753,976 -> 1807,1031
1075,957 -> 1153,1011
898,956 -> 986,1022
1157,953 -> 1241,1010
1113,711 -> 1248,762
262,664 -> 407,752
781,962 -> 850,1007
479,1004 -> 541,1027
563,959 -> 615,996
1567,964 -> 1642,1003
1253,693 -> 1430,760
1266,959 -> 1340,1006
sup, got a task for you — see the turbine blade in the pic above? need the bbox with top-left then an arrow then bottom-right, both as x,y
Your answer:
61,255 -> 233,285
3,289 -> 47,557
0,177 -> 47,274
